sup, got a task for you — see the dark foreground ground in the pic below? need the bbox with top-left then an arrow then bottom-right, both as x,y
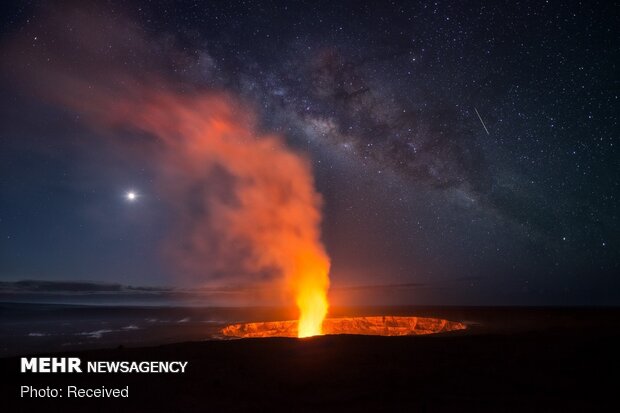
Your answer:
2,307 -> 619,412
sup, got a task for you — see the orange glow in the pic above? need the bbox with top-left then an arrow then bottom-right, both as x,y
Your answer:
297,290 -> 328,337
222,316 -> 467,338
293,251 -> 330,337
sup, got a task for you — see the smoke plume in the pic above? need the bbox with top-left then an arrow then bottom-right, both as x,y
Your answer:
2,6 -> 330,322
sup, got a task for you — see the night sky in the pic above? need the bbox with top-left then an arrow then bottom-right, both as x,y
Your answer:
0,1 -> 618,305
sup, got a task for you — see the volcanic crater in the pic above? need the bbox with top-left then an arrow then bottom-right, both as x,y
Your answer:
221,316 -> 467,338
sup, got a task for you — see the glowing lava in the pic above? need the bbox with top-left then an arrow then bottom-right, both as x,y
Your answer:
222,316 -> 467,338
294,253 -> 330,337
296,288 -> 329,338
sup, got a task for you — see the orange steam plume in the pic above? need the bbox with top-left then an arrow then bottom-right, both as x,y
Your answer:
1,6 -> 330,337
110,91 -> 332,337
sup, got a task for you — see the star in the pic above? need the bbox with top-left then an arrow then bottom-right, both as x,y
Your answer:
125,191 -> 138,202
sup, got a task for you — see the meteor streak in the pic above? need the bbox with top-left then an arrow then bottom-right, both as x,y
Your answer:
474,107 -> 490,135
